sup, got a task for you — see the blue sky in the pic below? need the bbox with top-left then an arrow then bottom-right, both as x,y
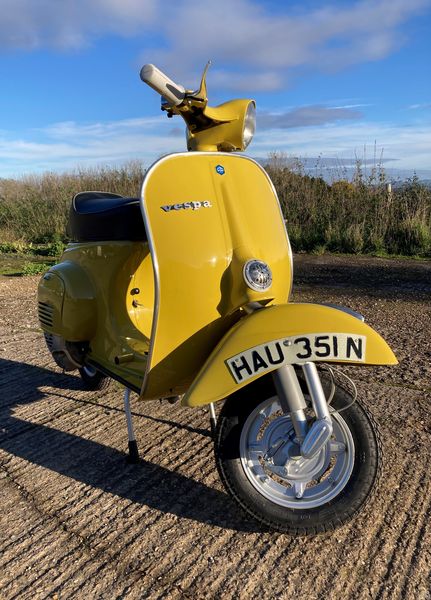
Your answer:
0,0 -> 430,180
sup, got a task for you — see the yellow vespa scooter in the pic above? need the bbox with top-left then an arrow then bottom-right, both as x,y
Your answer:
38,63 -> 397,534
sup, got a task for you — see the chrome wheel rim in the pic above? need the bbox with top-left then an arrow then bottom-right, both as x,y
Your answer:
240,396 -> 355,509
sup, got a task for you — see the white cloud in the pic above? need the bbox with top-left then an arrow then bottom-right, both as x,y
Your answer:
0,0 -> 156,50
0,117 -> 185,177
408,103 -> 431,110
208,69 -> 284,93
0,0 -> 428,91
252,120 -> 431,173
147,0 -> 430,90
258,106 -> 363,129
0,115 -> 430,179
331,104 -> 373,110
38,117 -> 162,139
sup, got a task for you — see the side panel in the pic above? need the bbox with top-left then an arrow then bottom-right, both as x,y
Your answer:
38,261 -> 96,341
182,303 -> 397,407
140,152 -> 292,400
39,242 -> 153,392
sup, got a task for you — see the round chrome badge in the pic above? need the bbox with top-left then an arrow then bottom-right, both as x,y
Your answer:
243,260 -> 272,292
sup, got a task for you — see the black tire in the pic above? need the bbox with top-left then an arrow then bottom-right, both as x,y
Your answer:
215,382 -> 381,535
79,365 -> 111,391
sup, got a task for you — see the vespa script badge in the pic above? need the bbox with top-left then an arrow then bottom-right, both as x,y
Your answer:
160,201 -> 212,212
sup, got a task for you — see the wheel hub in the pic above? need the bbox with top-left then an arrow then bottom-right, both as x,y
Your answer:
260,416 -> 330,482
240,396 -> 355,508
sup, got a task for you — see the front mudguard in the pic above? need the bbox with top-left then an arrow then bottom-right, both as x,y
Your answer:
182,303 -> 397,407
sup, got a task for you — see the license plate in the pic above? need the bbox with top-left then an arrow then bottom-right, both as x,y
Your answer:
226,333 -> 366,383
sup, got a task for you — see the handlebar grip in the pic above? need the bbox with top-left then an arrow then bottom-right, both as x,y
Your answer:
140,64 -> 186,106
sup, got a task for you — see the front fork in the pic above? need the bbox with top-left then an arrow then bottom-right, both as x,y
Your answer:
272,362 -> 333,459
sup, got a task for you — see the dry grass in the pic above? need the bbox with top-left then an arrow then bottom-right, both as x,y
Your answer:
0,162 -> 144,243
265,154 -> 431,257
0,158 -> 430,256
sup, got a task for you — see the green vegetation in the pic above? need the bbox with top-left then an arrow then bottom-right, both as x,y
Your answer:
0,158 -> 430,260
20,262 -> 52,276
0,162 -> 144,244
265,154 -> 431,257
0,253 -> 56,276
0,239 -> 65,257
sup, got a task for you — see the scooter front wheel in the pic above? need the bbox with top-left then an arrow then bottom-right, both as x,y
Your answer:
79,365 -> 111,391
214,383 -> 381,534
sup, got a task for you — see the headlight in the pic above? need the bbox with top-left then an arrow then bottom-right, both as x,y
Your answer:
243,102 -> 256,149
243,259 -> 272,292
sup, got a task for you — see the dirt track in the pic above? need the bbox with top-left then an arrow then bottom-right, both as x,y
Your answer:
1,254 -> 430,599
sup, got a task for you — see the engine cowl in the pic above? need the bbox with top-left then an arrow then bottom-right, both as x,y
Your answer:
38,261 -> 97,342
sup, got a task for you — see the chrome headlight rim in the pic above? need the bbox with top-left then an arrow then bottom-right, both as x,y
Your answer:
243,259 -> 272,292
242,101 -> 256,150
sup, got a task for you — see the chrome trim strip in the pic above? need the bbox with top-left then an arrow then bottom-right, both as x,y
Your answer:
320,303 -> 365,322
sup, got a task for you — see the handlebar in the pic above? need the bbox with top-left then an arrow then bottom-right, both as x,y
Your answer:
140,64 -> 186,106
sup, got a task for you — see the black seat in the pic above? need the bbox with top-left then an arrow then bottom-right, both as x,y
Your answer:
67,191 -> 147,242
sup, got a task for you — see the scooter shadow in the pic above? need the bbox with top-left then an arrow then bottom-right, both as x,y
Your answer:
0,358 -> 261,533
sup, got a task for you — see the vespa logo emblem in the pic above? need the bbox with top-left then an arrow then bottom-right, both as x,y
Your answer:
160,201 -> 212,212
215,165 -> 225,175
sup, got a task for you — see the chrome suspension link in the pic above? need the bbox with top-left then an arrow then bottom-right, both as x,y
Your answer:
300,362 -> 333,458
272,362 -> 334,460
272,365 -> 308,441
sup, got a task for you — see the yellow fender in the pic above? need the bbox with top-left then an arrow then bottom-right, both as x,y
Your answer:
182,303 -> 397,407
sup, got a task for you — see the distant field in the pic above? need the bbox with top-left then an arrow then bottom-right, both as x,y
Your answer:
0,159 -> 430,257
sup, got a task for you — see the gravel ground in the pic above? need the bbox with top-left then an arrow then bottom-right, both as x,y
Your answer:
0,254 -> 430,599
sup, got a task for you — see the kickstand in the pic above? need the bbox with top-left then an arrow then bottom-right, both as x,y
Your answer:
209,402 -> 217,438
123,388 -> 140,464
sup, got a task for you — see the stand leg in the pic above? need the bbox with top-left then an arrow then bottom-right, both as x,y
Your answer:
123,388 -> 140,463
209,402 -> 217,438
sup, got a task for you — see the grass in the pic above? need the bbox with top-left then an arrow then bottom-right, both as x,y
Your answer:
0,161 -> 144,244
0,240 -> 65,257
0,253 -> 56,276
0,157 -> 430,259
20,262 -> 52,276
265,153 -> 431,257
0,240 -> 65,276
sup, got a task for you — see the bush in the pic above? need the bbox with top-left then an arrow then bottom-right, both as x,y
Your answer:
386,218 -> 431,256
21,262 -> 51,276
0,240 -> 34,254
0,161 -> 145,244
341,223 -> 365,254
46,240 -> 65,257
265,153 -> 430,257
0,242 -> 19,253
1,158 -> 430,257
